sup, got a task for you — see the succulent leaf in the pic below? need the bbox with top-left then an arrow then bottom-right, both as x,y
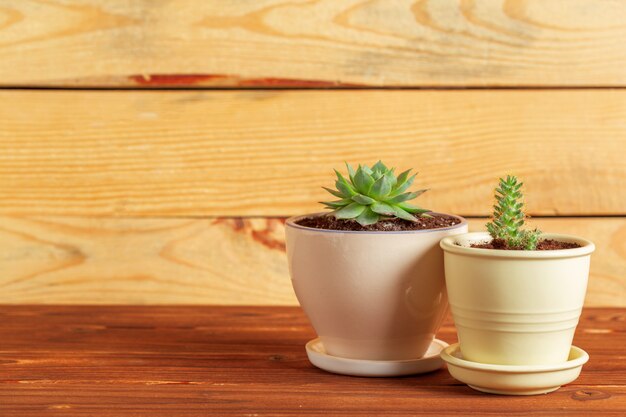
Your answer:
395,169 -> 411,188
391,173 -> 416,196
387,189 -> 427,204
335,180 -> 355,197
321,199 -> 352,209
321,162 -> 431,226
345,162 -> 356,182
356,207 -> 380,225
384,170 -> 397,188
323,187 -> 345,199
353,167 -> 374,194
370,175 -> 392,198
371,160 -> 388,174
397,202 -> 429,215
392,206 -> 418,222
352,194 -> 376,205
370,202 -> 396,216
334,202 -> 367,219
334,169 -> 357,196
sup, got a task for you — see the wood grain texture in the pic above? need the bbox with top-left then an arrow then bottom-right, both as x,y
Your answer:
0,216 -> 623,306
0,306 -> 624,416
1,89 -> 625,217
1,0 -> 626,87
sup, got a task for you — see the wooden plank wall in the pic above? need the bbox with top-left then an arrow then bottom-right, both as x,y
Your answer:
0,0 -> 624,306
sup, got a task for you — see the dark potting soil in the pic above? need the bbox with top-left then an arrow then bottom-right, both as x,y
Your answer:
295,213 -> 461,231
470,238 -> 581,251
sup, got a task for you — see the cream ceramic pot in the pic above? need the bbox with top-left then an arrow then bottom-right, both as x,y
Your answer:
440,232 -> 595,366
286,213 -> 467,360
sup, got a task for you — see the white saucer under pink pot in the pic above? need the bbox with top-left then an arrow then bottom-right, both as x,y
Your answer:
286,213 -> 467,376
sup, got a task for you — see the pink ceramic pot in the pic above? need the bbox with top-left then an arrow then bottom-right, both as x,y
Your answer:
286,213 -> 467,360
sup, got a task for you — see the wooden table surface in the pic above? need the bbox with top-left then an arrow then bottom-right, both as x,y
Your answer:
0,306 -> 624,416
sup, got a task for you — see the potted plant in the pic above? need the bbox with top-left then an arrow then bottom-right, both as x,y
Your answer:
285,161 -> 467,369
440,176 -> 595,366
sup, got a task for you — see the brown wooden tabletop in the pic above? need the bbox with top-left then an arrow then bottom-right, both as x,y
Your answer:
0,306 -> 624,416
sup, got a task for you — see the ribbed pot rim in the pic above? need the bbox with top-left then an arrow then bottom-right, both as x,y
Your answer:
286,212 -> 467,234
440,232 -> 595,259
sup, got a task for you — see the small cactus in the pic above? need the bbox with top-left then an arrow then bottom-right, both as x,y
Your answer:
486,175 -> 541,250
321,161 -> 430,226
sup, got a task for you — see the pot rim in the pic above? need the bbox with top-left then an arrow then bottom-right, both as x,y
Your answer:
440,232 -> 595,259
285,212 -> 467,234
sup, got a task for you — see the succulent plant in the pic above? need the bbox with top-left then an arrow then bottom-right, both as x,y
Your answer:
321,161 -> 430,226
486,175 -> 541,250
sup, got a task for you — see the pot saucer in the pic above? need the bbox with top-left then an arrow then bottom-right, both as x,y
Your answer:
440,343 -> 589,395
305,338 -> 448,377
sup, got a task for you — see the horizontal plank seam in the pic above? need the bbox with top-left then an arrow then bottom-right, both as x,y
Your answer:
3,86 -> 626,92
8,306 -> 619,309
